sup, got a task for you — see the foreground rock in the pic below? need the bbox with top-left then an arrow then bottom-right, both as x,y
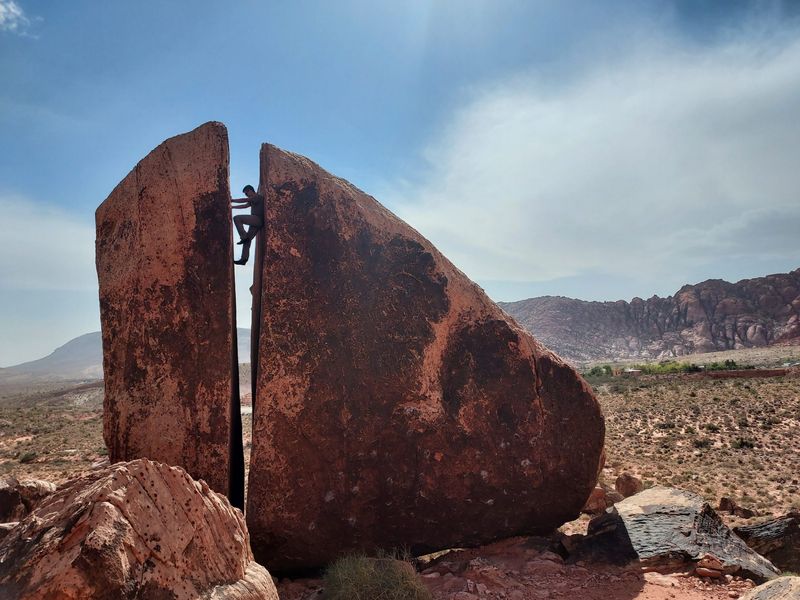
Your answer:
568,487 -> 779,582
735,512 -> 800,573
96,122 -> 243,507
740,577 -> 800,600
0,459 -> 276,600
247,144 -> 605,570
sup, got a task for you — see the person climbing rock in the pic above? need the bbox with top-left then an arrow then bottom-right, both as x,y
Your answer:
232,185 -> 264,265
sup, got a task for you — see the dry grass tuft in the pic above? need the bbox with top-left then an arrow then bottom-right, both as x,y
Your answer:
323,554 -> 431,600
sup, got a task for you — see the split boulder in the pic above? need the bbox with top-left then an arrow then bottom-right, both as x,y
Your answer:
247,143 -> 605,570
96,122 -> 243,507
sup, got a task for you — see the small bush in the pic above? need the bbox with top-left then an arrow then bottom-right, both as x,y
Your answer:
18,451 -> 37,463
732,437 -> 755,450
585,365 -> 613,377
324,554 -> 432,600
693,438 -> 711,449
704,423 -> 721,433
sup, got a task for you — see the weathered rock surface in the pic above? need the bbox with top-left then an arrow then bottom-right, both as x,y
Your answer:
569,487 -> 779,582
0,476 -> 56,521
0,477 -> 26,522
740,577 -> 800,600
582,484 -> 624,515
735,512 -> 800,573
0,459 -> 277,600
247,144 -> 605,570
96,122 -> 243,506
0,523 -> 17,543
499,270 -> 800,362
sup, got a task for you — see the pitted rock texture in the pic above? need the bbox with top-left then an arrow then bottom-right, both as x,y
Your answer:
500,269 -> 800,362
578,487 -> 779,582
0,459 -> 277,600
247,143 -> 605,571
96,122 -> 243,504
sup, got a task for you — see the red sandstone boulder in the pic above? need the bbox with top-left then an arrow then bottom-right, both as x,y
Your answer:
615,473 -> 643,498
96,122 -> 243,507
0,459 -> 277,600
246,143 -> 605,570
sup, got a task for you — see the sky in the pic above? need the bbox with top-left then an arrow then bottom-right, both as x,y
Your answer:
1,1 -> 799,366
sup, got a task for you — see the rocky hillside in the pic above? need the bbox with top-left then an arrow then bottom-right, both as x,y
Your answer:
499,269 -> 800,363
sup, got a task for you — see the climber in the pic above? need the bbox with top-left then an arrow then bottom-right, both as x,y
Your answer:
232,185 -> 264,265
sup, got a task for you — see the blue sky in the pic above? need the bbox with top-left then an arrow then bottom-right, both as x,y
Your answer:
1,1 -> 800,365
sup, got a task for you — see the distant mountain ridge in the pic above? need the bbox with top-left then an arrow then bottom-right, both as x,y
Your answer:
499,268 -> 800,363
0,329 -> 252,383
5,269 -> 799,379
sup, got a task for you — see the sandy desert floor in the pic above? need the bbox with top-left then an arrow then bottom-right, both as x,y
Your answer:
1,347 -> 797,598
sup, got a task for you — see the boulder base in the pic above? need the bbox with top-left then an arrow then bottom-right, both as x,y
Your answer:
247,144 -> 605,570
0,459 -> 277,600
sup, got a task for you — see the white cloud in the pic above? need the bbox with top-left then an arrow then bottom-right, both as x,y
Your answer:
0,0 -> 29,34
386,32 -> 800,295
0,194 -> 97,291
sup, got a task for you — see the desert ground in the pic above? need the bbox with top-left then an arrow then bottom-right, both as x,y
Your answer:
1,345 -> 797,598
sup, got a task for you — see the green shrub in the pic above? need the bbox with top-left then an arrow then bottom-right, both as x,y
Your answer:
18,451 -> 37,463
585,365 -> 613,377
732,437 -> 755,450
324,554 -> 432,600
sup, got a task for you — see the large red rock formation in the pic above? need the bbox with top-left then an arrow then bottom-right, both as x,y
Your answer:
247,144 -> 605,571
500,269 -> 800,363
0,460 -> 277,600
95,122 -> 243,507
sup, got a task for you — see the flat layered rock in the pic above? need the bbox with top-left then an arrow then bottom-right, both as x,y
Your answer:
0,459 -> 277,600
96,122 -> 243,506
740,577 -> 800,600
247,144 -> 605,570
735,512 -> 800,573
572,487 -> 779,582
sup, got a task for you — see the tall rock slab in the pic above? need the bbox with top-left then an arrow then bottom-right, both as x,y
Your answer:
247,144 -> 605,570
96,122 -> 243,507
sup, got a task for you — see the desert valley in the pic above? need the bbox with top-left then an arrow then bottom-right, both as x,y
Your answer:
2,254 -> 798,599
